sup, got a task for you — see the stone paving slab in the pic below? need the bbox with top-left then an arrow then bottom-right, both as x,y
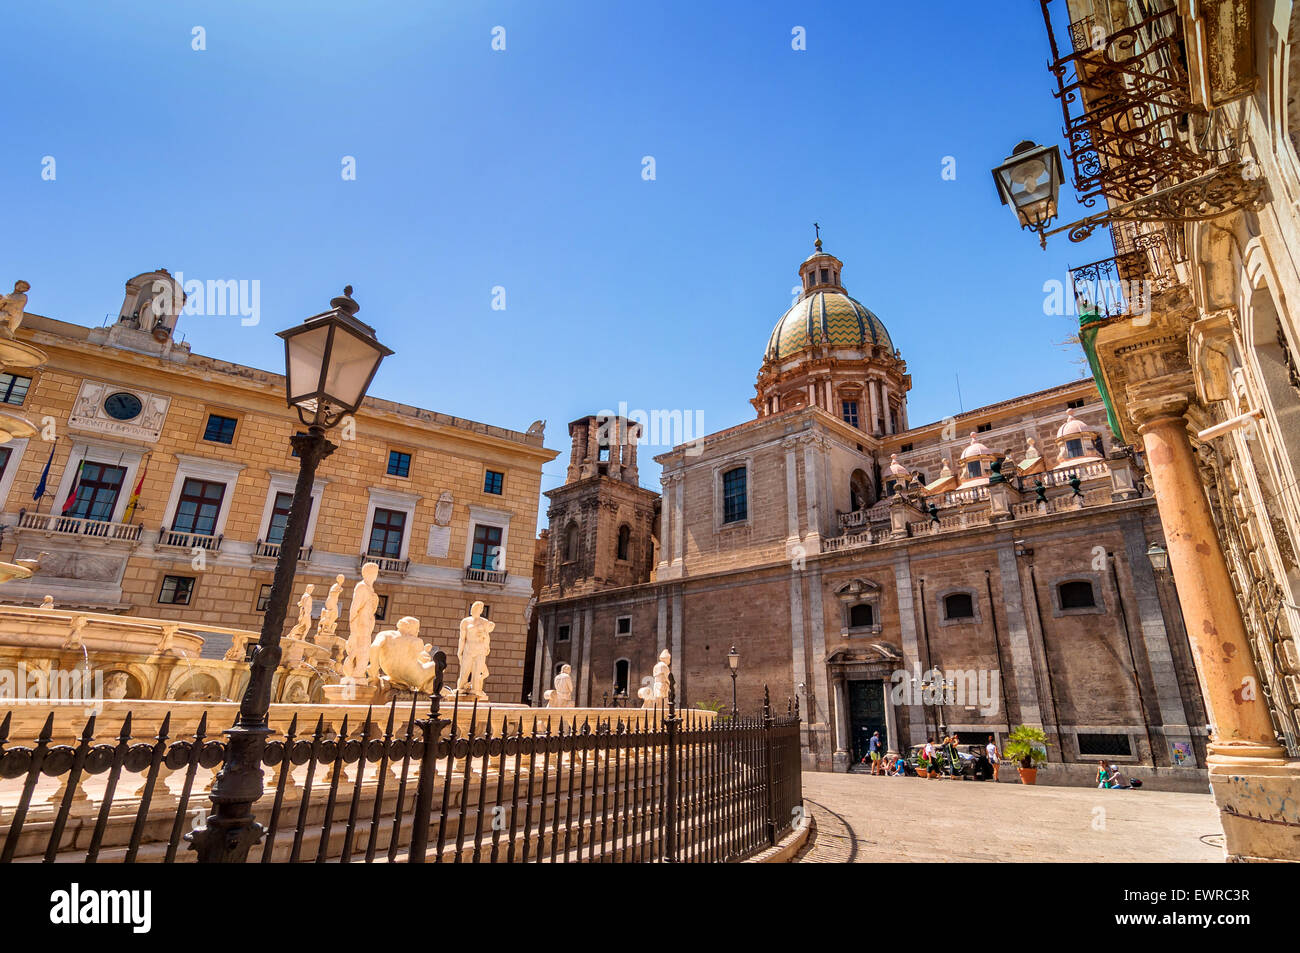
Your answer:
795,770 -> 1225,863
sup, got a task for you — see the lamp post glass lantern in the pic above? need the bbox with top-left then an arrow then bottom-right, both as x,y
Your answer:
1147,542 -> 1170,574
189,286 -> 391,863
992,140 -> 1064,245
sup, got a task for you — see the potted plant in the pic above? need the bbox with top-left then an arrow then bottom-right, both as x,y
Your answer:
1003,724 -> 1049,785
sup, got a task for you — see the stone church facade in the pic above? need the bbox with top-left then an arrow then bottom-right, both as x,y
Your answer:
533,241 -> 1209,784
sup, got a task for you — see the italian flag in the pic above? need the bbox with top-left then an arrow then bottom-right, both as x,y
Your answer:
60,461 -> 84,515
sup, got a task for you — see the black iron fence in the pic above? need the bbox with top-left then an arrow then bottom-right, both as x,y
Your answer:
0,665 -> 803,864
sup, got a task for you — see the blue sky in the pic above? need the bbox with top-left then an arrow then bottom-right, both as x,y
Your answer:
3,0 -> 1108,522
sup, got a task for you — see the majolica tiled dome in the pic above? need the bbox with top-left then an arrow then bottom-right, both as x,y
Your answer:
764,291 -> 893,362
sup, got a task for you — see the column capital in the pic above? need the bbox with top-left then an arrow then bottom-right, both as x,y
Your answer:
1126,371 -> 1197,432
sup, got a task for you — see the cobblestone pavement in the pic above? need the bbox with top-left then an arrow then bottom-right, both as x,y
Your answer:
794,771 -> 1226,862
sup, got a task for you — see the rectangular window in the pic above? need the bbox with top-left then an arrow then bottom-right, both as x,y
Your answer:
899,443 -> 913,453
470,523 -> 503,570
203,414 -> 238,444
976,422 -> 993,433
0,373 -> 32,406
387,450 -> 411,478
722,467 -> 747,524
966,461 -> 981,478
368,508 -> 407,558
841,400 -> 859,428
1065,438 -> 1084,458
1077,733 -> 1132,757
1066,398 -> 1085,409
69,461 -> 128,522
172,478 -> 226,536
265,491 -> 312,545
255,583 -> 273,612
483,469 -> 504,495
616,616 -> 631,636
375,594 -> 388,622
556,624 -> 571,643
158,574 -> 195,605
0,446 -> 11,481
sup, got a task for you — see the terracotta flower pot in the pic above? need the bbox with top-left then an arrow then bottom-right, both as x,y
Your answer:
1018,766 -> 1038,785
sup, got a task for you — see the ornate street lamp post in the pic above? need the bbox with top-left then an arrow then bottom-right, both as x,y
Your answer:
727,645 -> 739,719
189,287 -> 391,862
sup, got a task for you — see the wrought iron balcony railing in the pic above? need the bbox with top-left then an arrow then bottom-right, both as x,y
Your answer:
1042,0 -> 1209,206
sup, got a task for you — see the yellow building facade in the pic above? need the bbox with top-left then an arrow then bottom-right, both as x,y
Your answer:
0,271 -> 556,702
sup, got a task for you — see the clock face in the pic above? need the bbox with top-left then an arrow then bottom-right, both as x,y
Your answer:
104,392 -> 143,421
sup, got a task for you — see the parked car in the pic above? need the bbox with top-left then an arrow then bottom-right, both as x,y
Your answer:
905,743 -> 994,780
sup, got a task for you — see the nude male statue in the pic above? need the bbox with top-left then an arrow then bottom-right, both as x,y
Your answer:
346,562 -> 380,681
455,600 -> 494,697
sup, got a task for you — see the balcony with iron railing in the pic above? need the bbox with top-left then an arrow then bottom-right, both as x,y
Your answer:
361,553 -> 409,575
254,539 -> 313,562
158,528 -> 223,552
826,462 -> 1121,556
1044,0 -> 1208,206
16,510 -> 143,543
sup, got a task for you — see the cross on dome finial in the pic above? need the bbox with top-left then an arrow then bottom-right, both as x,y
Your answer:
813,221 -> 822,251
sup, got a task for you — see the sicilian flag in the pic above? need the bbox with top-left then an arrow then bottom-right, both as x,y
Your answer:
59,461 -> 84,515
31,443 -> 55,501
122,456 -> 148,523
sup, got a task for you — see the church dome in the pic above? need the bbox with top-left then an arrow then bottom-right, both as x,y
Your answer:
764,290 -> 893,362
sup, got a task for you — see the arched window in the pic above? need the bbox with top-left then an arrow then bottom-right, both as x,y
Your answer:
849,603 -> 874,628
943,592 -> 975,620
616,524 -> 631,561
563,521 -> 579,562
614,659 -> 630,696
1058,580 -> 1096,609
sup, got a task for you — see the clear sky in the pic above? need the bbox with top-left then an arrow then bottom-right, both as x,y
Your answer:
3,0 -> 1109,528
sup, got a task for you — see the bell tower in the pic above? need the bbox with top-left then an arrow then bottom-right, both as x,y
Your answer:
542,415 -> 659,597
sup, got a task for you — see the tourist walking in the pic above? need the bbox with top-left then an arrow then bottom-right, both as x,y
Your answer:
986,735 -> 1000,782
868,730 -> 883,774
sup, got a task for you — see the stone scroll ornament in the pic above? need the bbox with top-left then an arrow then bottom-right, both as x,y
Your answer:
0,280 -> 30,337
342,562 -> 380,682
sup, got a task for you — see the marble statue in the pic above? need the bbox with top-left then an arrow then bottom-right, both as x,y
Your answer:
315,574 -> 345,641
286,585 -> 314,641
454,600 -> 494,698
544,663 -> 575,708
103,671 -> 130,700
371,616 -> 441,695
0,280 -> 30,337
344,563 -> 380,681
38,595 -> 54,610
639,648 -> 672,708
